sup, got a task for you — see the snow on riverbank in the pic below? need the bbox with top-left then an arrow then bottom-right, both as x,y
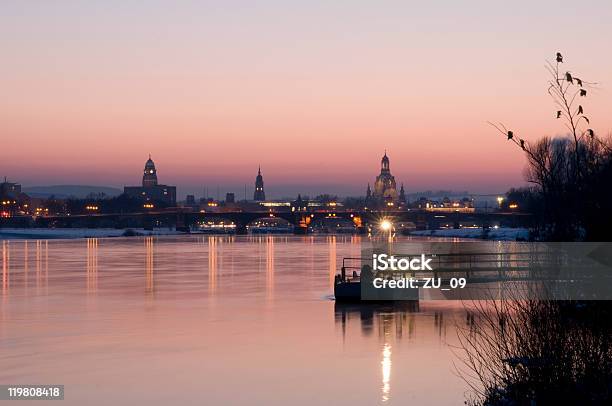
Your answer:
0,228 -> 184,240
410,227 -> 529,241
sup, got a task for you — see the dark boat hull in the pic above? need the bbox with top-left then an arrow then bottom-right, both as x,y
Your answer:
334,281 -> 420,302
334,282 -> 362,302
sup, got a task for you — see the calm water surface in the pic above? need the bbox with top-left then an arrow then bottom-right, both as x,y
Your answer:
0,236 -> 472,405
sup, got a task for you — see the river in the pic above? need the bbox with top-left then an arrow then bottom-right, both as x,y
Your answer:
0,235 -> 473,405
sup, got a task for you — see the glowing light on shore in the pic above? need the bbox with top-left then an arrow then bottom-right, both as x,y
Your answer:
380,220 -> 393,231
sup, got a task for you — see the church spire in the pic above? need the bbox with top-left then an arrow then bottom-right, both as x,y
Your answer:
254,166 -> 265,201
399,183 -> 406,203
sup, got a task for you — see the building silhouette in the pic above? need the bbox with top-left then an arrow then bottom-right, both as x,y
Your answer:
0,177 -> 22,199
371,152 -> 399,204
254,166 -> 265,201
1,177 -> 29,216
124,155 -> 176,206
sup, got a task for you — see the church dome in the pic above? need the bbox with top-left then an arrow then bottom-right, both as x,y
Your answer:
372,151 -> 397,202
144,157 -> 155,170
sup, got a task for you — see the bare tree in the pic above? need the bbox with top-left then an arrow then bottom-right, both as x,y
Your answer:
490,53 -> 612,240
457,54 -> 612,406
457,299 -> 612,405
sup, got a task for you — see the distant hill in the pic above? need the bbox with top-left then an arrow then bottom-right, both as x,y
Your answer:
23,185 -> 123,199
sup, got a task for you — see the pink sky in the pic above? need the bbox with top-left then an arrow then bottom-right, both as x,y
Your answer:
1,1 -> 612,197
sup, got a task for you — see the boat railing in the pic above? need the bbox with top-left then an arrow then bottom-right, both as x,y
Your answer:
339,257 -> 364,283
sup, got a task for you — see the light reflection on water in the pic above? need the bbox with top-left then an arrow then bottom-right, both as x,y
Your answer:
381,343 -> 391,402
0,235 -> 472,405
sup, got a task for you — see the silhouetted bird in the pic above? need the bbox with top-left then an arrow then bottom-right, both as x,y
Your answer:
587,129 -> 594,138
507,131 -> 514,140
520,139 -> 526,150
556,52 -> 563,63
580,89 -> 587,97
578,105 -> 584,114
576,78 -> 583,87
565,72 -> 573,83
556,111 -> 562,118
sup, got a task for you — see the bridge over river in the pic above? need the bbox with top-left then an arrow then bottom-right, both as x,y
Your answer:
10,209 -> 533,234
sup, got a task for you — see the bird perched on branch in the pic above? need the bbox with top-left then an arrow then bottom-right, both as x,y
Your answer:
576,78 -> 583,87
507,131 -> 513,140
520,139 -> 526,150
578,105 -> 584,114
580,89 -> 587,97
556,52 -> 563,63
587,129 -> 594,138
556,111 -> 562,118
565,72 -> 573,83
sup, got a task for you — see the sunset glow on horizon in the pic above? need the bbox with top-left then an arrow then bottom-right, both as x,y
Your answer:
2,1 -> 612,197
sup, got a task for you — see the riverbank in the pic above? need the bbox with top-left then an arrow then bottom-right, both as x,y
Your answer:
410,227 -> 529,241
0,228 -> 184,240
1,227 -> 531,241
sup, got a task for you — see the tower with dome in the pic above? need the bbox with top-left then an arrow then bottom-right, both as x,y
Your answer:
124,155 -> 176,206
142,155 -> 158,187
368,152 -> 404,206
